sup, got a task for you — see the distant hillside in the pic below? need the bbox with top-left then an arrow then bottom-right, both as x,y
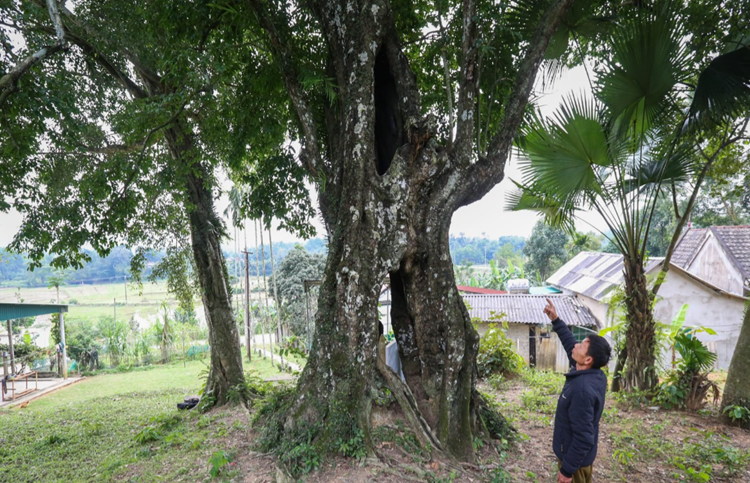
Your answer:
0,238 -> 329,288
449,235 -> 526,265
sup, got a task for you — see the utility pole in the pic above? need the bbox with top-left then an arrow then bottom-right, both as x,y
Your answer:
114,298 -> 116,322
6,320 -> 15,374
59,312 -> 67,379
243,248 -> 252,362
268,226 -> 285,370
254,219 -> 267,360
259,223 -> 274,367
124,275 -> 128,305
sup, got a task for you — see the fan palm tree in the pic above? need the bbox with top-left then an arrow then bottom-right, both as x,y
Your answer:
510,9 -> 750,391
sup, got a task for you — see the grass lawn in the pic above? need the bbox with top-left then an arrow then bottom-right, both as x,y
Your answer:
0,357 -> 293,483
31,357 -> 290,411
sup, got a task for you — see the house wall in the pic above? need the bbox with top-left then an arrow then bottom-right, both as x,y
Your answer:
571,269 -> 745,370
577,293 -> 609,327
686,236 -> 745,296
476,322 -> 532,363
654,269 -> 745,370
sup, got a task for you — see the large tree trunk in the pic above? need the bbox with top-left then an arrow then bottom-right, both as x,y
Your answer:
622,254 -> 658,391
250,0 -> 574,467
722,307 -> 750,427
282,127 -> 483,461
165,123 -> 246,405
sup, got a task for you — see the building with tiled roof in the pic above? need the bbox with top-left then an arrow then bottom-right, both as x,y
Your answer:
547,241 -> 749,370
673,226 -> 750,297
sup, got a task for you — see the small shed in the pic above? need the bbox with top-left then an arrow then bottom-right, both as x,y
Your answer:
0,303 -> 69,378
462,294 -> 599,372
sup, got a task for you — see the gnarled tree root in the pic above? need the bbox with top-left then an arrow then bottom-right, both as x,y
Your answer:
376,351 -> 445,458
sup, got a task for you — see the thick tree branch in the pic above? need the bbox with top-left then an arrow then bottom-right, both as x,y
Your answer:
246,0 -> 326,181
0,0 -> 67,107
124,50 -> 164,91
652,118 -> 750,297
453,0 -> 478,159
64,30 -> 148,99
454,0 -> 574,207
46,0 -> 65,44
0,44 -> 63,105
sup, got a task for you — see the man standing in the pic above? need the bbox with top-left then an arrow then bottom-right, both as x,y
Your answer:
543,298 -> 611,483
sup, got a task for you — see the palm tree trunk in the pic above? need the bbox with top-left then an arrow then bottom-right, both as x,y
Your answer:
622,254 -> 658,391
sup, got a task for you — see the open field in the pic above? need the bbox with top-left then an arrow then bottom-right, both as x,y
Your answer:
0,281 -> 179,321
0,280 -> 273,322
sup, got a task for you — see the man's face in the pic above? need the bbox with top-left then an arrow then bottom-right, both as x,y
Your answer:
572,337 -> 592,367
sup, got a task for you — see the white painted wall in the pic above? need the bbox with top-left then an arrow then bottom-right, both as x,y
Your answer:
572,268 -> 746,370
577,293 -> 609,327
686,235 -> 745,296
654,269 -> 745,370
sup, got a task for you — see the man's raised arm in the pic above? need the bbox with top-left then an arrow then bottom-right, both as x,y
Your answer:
544,298 -> 576,366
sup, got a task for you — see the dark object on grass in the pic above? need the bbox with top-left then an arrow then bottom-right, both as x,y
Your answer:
177,395 -> 200,410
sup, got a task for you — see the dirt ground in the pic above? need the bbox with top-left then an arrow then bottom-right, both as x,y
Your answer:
491,378 -> 750,483
117,377 -> 750,483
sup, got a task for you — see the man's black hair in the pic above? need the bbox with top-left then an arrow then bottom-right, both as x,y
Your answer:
586,335 -> 612,369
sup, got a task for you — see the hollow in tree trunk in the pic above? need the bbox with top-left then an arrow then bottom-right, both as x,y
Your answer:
248,0 -> 574,466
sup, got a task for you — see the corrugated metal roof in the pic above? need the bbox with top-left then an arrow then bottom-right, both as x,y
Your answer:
546,251 -> 663,301
462,294 -> 599,328
0,303 -> 68,321
456,285 -> 507,294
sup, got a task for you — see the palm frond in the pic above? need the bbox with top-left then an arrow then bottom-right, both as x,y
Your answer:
506,180 -> 578,234
517,95 -> 611,198
508,0 -> 553,41
623,142 -> 696,192
687,35 -> 750,127
597,10 -> 688,141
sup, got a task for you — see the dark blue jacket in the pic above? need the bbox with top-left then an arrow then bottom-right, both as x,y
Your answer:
551,318 -> 607,478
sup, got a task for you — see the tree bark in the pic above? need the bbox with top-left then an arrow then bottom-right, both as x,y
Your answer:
622,254 -> 658,391
722,306 -> 750,427
249,0 -> 573,465
164,122 -> 246,405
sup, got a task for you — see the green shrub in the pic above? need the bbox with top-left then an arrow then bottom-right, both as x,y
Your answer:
207,450 -> 231,478
723,403 -> 750,426
520,368 -> 564,395
655,332 -> 719,410
520,388 -> 556,413
487,373 -> 505,391
476,323 -> 524,378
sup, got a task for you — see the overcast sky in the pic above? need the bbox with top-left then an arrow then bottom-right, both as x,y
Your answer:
0,66 -> 605,250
